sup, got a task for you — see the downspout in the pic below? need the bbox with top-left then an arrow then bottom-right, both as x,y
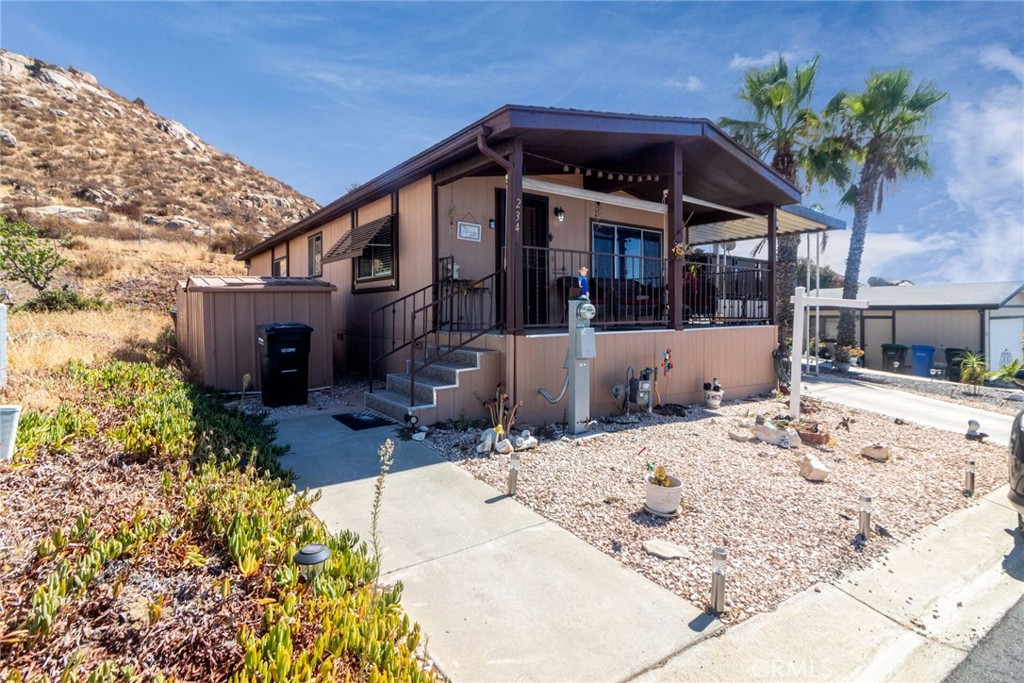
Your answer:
979,309 -> 987,369
477,131 -> 512,172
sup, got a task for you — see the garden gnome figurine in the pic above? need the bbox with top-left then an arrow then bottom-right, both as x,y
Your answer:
577,266 -> 589,300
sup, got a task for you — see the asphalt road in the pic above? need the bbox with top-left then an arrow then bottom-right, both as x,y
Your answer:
945,595 -> 1024,682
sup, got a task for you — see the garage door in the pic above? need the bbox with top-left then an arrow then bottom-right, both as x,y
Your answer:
988,317 -> 1024,370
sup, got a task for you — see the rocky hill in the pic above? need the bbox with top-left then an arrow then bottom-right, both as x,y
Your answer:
0,49 -> 318,251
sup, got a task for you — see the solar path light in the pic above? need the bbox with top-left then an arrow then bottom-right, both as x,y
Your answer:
293,543 -> 332,580
508,452 -> 520,496
711,547 -> 727,614
858,494 -> 873,541
964,460 -> 976,497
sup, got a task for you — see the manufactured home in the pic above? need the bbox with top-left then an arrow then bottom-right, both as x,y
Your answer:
237,105 -> 842,424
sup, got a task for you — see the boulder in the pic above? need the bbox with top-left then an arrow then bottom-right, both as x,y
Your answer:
752,423 -> 800,448
165,215 -> 200,231
1007,392 -> 1024,402
861,444 -> 892,462
14,95 -> 40,108
476,428 -> 496,454
0,127 -> 17,148
23,205 -> 101,221
642,539 -> 688,560
494,438 -> 514,455
798,454 -> 831,482
36,66 -> 80,91
48,108 -> 68,117
410,432 -> 426,442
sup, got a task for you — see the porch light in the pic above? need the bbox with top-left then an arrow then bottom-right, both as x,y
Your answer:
294,543 -> 332,580
711,547 -> 727,614
964,460 -> 976,497
508,452 -> 521,496
553,206 -> 566,223
858,493 -> 872,540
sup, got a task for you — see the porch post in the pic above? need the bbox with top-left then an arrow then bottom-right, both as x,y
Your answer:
667,142 -> 684,330
766,205 -> 778,326
506,138 -> 524,334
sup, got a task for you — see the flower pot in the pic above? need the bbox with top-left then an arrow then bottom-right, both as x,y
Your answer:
645,474 -> 683,516
797,430 -> 830,445
704,390 -> 723,408
0,405 -> 21,461
834,361 -> 851,374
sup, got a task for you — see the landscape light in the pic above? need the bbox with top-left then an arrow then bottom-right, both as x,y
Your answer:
507,452 -> 521,496
711,547 -> 727,614
293,543 -> 332,580
964,460 -> 976,497
858,493 -> 873,540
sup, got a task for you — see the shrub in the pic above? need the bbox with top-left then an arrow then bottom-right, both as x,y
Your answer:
959,350 -> 987,394
0,215 -> 71,292
18,288 -> 108,312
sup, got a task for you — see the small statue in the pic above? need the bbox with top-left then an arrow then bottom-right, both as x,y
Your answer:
577,266 -> 589,300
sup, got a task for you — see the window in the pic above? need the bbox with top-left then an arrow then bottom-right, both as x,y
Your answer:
354,222 -> 394,281
592,221 -> 662,287
272,255 -> 287,277
308,233 -> 322,277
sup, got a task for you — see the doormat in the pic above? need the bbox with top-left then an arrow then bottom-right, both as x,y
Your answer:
332,411 -> 394,431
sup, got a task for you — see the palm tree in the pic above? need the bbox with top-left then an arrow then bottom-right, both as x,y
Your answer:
719,56 -> 848,345
825,69 -> 946,346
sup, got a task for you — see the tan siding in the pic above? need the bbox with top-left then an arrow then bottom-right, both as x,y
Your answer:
248,252 -> 272,276
512,326 -> 776,425
895,309 -> 980,351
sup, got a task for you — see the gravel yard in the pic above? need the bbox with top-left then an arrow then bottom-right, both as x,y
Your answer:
422,396 -> 1008,623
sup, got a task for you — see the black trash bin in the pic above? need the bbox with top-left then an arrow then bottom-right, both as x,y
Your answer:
880,343 -> 909,374
944,347 -> 966,383
256,322 -> 313,407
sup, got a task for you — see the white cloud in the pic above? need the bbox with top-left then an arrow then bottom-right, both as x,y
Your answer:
664,75 -> 703,91
942,45 -> 1024,282
729,51 -> 795,70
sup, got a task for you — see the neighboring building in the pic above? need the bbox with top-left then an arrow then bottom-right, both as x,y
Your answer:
811,282 -> 1024,371
237,105 -> 842,424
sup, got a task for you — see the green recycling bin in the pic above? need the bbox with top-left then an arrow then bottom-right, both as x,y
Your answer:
880,343 -> 909,374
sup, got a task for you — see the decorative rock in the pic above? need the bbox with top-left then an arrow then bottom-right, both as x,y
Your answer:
642,539 -> 688,560
861,444 -> 892,462
418,425 -> 429,432
1007,392 -> 1024,402
728,430 -> 751,442
410,432 -> 426,442
752,423 -> 800,448
798,454 -> 831,482
477,428 -> 496,454
736,418 -> 755,429
514,435 -> 539,450
494,438 -> 514,455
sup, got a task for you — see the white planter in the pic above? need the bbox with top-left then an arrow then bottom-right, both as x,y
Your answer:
645,474 -> 683,516
704,390 -> 723,408
834,361 -> 851,374
0,405 -> 21,461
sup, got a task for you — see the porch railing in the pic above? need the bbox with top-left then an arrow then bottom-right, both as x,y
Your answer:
522,245 -> 770,329
368,280 -> 438,391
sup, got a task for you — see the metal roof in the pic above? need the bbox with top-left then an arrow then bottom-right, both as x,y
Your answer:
811,281 -> 1024,309
180,276 -> 337,292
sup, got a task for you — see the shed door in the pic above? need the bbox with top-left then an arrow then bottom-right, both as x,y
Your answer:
989,317 -> 1024,370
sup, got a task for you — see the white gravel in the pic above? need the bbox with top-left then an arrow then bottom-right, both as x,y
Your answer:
422,397 -> 1008,623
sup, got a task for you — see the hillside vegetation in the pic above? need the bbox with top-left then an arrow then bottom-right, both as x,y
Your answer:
0,49 -> 319,253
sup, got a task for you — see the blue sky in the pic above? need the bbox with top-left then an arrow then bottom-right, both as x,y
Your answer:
2,1 -> 1022,284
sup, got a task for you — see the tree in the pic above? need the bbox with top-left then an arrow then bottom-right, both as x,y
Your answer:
825,69 -> 946,347
719,56 -> 850,345
0,216 -> 71,292
796,258 -> 844,290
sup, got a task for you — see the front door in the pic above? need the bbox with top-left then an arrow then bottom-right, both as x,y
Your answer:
496,191 -> 549,326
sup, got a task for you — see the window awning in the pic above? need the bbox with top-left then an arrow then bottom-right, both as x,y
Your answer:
322,214 -> 394,264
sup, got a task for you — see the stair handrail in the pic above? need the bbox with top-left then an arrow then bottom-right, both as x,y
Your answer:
368,280 -> 438,393
407,269 -> 503,407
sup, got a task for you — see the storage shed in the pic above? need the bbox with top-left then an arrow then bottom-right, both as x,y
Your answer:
175,276 -> 336,392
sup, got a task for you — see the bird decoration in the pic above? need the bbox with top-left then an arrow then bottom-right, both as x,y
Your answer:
712,377 -> 721,392
703,380 -> 712,391
965,419 -> 988,442
662,348 -> 673,376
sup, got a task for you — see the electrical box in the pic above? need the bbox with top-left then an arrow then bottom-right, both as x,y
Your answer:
576,326 -> 596,359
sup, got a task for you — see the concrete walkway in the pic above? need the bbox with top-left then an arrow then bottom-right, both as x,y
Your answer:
804,375 -> 1017,446
275,413 -> 720,683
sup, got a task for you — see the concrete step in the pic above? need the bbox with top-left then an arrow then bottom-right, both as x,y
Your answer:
363,390 -> 434,425
387,373 -> 455,405
425,345 -> 487,369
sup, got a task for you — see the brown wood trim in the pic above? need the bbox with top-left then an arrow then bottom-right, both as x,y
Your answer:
668,142 -> 684,330
506,138 -> 524,333
766,206 -> 778,326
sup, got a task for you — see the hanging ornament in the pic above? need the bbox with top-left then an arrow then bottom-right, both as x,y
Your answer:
563,164 -> 569,173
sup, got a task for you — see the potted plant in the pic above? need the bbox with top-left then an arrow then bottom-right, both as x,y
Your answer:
793,419 -> 830,445
644,462 -> 683,516
833,345 -> 864,373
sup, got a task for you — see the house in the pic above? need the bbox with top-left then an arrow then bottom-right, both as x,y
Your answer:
810,281 -> 1024,372
237,105 -> 843,424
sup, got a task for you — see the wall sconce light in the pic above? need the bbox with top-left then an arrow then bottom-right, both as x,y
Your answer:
553,207 -> 566,223
294,543 -> 332,580
964,460 -> 976,497
488,219 -> 496,229
858,493 -> 873,541
710,546 -> 727,613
